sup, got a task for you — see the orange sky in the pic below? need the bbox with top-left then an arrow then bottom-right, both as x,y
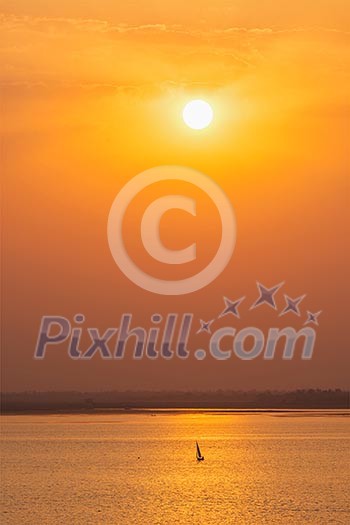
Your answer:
1,1 -> 349,391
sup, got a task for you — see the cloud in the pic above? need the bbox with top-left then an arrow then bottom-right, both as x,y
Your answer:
0,14 -> 188,36
214,26 -> 350,36
2,13 -> 349,37
1,11 -> 349,101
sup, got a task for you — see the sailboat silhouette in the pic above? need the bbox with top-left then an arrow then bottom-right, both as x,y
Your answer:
196,441 -> 204,461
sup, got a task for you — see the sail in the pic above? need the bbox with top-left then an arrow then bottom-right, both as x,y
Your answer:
196,441 -> 202,459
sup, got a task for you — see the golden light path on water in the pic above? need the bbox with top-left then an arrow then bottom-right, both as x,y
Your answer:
1,411 -> 349,524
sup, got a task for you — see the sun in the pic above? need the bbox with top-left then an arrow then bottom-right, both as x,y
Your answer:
182,99 -> 213,130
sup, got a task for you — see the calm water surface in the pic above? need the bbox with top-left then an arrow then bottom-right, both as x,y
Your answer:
1,411 -> 349,524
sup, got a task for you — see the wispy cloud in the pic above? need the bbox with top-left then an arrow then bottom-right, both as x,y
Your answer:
2,13 -> 349,37
1,11 -> 349,103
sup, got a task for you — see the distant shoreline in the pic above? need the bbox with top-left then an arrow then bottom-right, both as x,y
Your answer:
2,389 -> 349,414
2,408 -> 349,416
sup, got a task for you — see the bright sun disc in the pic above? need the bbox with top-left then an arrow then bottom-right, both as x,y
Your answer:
182,99 -> 213,130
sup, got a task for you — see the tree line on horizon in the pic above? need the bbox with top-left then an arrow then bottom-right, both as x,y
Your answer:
1,389 -> 348,411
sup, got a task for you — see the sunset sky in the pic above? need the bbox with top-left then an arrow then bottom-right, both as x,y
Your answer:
2,1 -> 349,392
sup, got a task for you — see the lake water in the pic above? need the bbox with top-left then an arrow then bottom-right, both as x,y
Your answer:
1,411 -> 349,524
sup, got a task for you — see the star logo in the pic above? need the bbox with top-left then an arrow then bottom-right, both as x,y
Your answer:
219,296 -> 245,319
196,320 -> 214,334
250,282 -> 284,310
279,294 -> 306,317
304,311 -> 322,326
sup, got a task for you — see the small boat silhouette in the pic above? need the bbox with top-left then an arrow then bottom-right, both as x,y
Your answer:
196,441 -> 204,461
